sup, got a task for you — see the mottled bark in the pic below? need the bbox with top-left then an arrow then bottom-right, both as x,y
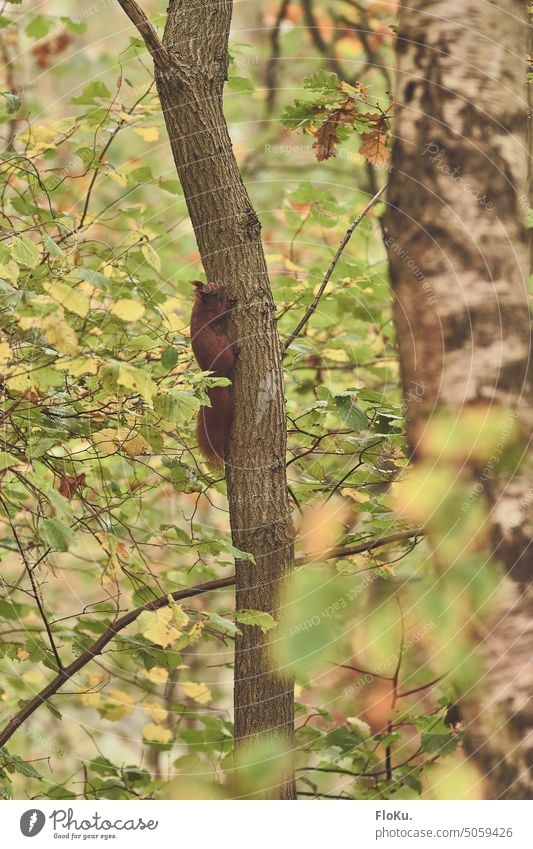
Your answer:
153,0 -> 295,798
386,0 -> 533,798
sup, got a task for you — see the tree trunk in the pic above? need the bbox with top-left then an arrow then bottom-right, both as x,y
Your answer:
386,0 -> 533,798
154,0 -> 295,798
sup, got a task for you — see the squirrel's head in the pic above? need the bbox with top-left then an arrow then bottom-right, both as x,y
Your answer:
192,280 -> 229,307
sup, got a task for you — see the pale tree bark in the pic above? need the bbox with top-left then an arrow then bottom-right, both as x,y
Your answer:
116,0 -> 295,798
386,0 -> 533,798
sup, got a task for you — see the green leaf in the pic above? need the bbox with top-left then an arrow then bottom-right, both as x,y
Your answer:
154,390 -> 199,424
421,721 -> 460,755
11,236 -> 40,268
130,166 -> 153,184
227,76 -> 255,94
42,518 -> 74,552
1,752 -> 42,779
42,235 -> 65,259
158,179 -> 182,195
115,362 -> 156,404
304,70 -> 341,92
209,613 -> 242,637
0,92 -> 21,114
25,15 -> 52,39
235,610 -> 276,633
334,394 -> 367,431
0,451 -> 22,471
0,600 -> 30,620
71,81 -> 112,105
161,347 -> 179,370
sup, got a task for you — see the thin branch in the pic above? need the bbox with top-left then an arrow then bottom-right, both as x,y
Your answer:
115,0 -> 171,70
0,494 -> 62,670
397,674 -> 444,699
386,597 -> 405,780
0,574 -> 234,749
300,0 -> 348,80
283,182 -> 388,352
0,528 -> 422,748
265,0 -> 291,115
316,528 -> 424,564
78,81 -> 155,229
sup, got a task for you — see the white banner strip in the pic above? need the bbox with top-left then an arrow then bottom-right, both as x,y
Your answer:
2,800 -> 532,848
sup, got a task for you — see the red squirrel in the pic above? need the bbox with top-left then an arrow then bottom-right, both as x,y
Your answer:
190,281 -> 237,466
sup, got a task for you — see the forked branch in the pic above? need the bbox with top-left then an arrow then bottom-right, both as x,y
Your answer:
115,0 -> 172,69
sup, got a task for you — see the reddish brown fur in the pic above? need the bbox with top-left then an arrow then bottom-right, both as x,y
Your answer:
190,282 -> 236,466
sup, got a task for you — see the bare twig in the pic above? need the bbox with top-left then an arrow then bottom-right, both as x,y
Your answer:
115,0 -> 171,70
283,182 -> 388,352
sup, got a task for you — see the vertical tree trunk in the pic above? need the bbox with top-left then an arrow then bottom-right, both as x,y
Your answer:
386,0 -> 533,797
153,0 -> 295,798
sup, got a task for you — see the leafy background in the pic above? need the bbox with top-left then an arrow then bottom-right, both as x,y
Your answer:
0,0 -> 486,800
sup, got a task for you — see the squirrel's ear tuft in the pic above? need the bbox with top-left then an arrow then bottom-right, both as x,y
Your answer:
191,280 -> 205,290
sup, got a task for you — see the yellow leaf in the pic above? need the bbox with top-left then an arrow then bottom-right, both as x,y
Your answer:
144,667 -> 168,685
181,682 -> 212,705
187,622 -> 204,642
16,647 -> 29,662
116,428 -> 151,457
138,607 -> 182,648
284,258 -> 305,272
6,371 -> 35,392
323,348 -> 349,363
111,298 -> 145,322
340,487 -> 370,503
0,261 -> 19,283
143,701 -> 168,723
160,297 -> 183,332
91,428 -> 119,457
55,356 -> 99,376
44,281 -> 90,318
106,169 -> 128,187
141,243 -> 161,272
167,597 -> 189,630
134,127 -> 159,142
42,316 -> 79,355
117,364 -> 156,403
143,723 -> 172,744
0,338 -> 12,375
99,689 -> 134,721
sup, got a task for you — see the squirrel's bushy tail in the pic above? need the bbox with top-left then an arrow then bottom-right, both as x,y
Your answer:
197,386 -> 233,467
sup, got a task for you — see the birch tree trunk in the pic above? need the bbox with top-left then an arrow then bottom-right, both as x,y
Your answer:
141,0 -> 295,798
386,0 -> 533,798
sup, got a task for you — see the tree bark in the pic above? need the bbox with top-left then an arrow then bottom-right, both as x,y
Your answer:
386,0 -> 533,798
153,0 -> 295,798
